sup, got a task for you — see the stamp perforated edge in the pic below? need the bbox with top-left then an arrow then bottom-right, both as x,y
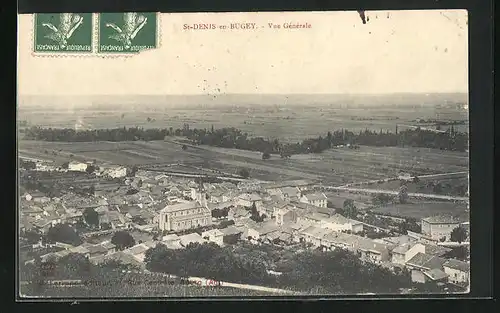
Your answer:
29,12 -> 161,58
95,12 -> 161,58
30,13 -> 95,58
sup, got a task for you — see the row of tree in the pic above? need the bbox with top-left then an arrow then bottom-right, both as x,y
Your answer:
24,124 -> 468,155
143,242 -> 411,294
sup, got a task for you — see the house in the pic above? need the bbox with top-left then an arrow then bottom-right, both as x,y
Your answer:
443,259 -> 470,285
422,268 -> 449,284
381,235 -> 416,246
101,211 -> 131,229
69,244 -> 91,258
357,240 -> 391,264
300,193 -> 328,208
219,225 -> 245,244
254,221 -> 281,243
201,229 -> 224,246
321,232 -> 391,263
179,233 -> 207,247
265,180 -> 316,194
161,234 -> 183,249
276,187 -> 301,201
94,251 -> 144,268
422,244 -> 452,257
298,225 -> 334,247
87,244 -> 109,258
398,172 -> 413,181
407,230 -> 439,245
405,252 -> 447,283
271,201 -> 290,218
237,193 -> 263,208
68,161 -> 89,172
391,243 -> 426,265
100,241 -> 116,255
123,243 -> 150,262
108,167 -> 128,178
319,214 -> 364,233
421,216 -> 463,241
157,201 -> 212,232
138,210 -> 156,225
275,207 -> 298,226
243,225 -> 261,242
227,206 -> 251,221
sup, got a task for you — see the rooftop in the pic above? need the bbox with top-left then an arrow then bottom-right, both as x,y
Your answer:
392,242 -> 415,254
201,229 -> 224,237
424,268 -> 449,281
423,244 -> 452,257
219,225 -> 244,236
443,259 -> 470,272
422,215 -> 463,224
162,234 -> 180,241
100,241 -> 116,250
406,252 -> 446,270
179,233 -> 207,246
124,244 -> 149,256
160,201 -> 202,213
87,244 -> 108,254
302,193 -> 327,201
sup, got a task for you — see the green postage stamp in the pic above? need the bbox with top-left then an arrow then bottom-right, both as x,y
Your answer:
98,13 -> 158,53
34,13 -> 93,53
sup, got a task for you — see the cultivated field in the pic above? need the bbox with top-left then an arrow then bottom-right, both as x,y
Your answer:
369,201 -> 469,220
18,139 -> 469,186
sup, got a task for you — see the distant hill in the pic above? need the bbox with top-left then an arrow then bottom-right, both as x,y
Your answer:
18,93 -> 468,110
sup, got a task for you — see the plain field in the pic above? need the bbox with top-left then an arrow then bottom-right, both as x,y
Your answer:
18,139 -> 469,186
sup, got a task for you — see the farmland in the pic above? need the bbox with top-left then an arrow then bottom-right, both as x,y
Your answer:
369,201 -> 469,220
18,139 -> 469,186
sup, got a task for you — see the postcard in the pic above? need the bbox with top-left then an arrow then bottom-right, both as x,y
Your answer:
17,10 -> 469,298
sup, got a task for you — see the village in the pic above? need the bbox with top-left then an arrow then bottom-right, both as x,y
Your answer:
18,158 -> 471,294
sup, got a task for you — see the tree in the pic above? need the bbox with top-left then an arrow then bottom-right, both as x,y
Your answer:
20,229 -> 42,244
238,168 -> 250,179
432,182 -> 443,194
412,176 -> 420,183
57,253 -> 92,279
262,152 -> 271,160
445,246 -> 469,261
342,199 -> 359,219
61,162 -> 69,169
450,226 -> 467,243
398,185 -> 409,204
111,231 -> 136,250
46,223 -> 82,246
182,145 -> 188,150
82,208 -> 99,228
398,219 -> 420,235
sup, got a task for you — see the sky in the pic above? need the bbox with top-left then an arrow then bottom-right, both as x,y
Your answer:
17,10 -> 468,99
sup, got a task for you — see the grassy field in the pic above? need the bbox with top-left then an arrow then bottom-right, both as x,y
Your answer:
18,139 -> 469,186
369,201 -> 469,220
